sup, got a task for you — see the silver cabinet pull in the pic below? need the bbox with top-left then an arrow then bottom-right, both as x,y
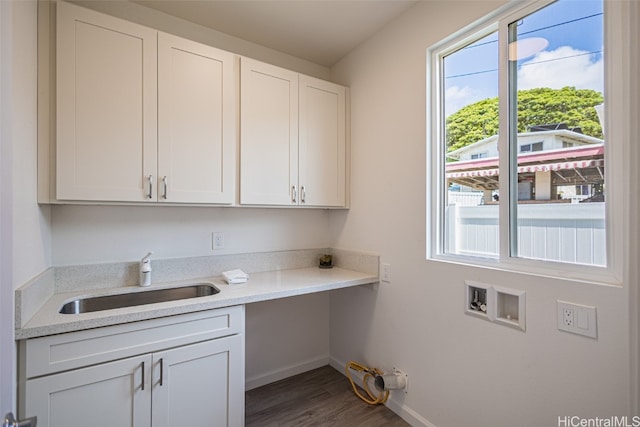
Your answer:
159,358 -> 164,386
147,175 -> 153,199
3,413 -> 37,427
301,186 -> 306,204
141,361 -> 145,391
291,185 -> 297,203
162,176 -> 168,200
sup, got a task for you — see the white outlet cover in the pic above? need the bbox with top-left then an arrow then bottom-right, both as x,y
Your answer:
557,301 -> 597,338
212,232 -> 224,250
380,263 -> 391,283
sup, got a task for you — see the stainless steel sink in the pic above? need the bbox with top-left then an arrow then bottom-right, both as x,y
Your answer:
59,283 -> 220,314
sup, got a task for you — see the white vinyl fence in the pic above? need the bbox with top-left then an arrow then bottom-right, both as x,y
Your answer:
447,191 -> 484,207
445,202 -> 606,266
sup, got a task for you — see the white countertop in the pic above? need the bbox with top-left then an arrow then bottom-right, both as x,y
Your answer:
17,267 -> 377,340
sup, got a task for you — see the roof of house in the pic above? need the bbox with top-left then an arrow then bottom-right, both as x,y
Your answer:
447,128 -> 603,160
446,143 -> 605,191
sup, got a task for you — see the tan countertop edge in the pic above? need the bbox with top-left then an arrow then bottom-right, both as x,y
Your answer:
16,267 -> 378,340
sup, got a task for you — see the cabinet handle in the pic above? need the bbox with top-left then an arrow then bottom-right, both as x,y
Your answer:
159,358 -> 164,386
2,413 -> 37,427
291,186 -> 297,203
162,176 -> 168,200
147,175 -> 153,199
301,186 -> 306,204
141,361 -> 145,391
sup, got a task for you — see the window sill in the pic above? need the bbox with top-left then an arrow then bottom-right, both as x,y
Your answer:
428,253 -> 623,288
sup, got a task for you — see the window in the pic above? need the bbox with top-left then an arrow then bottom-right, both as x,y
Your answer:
519,142 -> 543,153
427,0 -> 625,283
471,152 -> 488,159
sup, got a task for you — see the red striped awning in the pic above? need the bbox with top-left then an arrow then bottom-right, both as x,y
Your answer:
446,159 -> 604,179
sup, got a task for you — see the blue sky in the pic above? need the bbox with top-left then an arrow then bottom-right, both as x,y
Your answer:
444,0 -> 603,117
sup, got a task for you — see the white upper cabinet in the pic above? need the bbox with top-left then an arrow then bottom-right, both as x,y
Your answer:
240,58 -> 299,205
56,1 -> 157,202
50,2 -> 347,207
55,2 -> 236,204
158,33 -> 236,204
240,58 -> 348,207
299,75 -> 346,207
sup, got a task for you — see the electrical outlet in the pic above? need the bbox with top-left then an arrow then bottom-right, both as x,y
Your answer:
381,263 -> 391,283
212,232 -> 224,250
557,301 -> 597,338
563,307 -> 574,327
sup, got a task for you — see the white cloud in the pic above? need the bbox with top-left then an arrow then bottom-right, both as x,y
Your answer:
517,46 -> 603,93
445,85 -> 484,117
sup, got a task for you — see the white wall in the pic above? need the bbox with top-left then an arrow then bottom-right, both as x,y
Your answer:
0,0 -> 52,413
51,205 -> 331,265
9,2 -> 51,286
245,293 -> 330,390
0,0 -> 11,414
329,1 -> 635,426
629,1 -> 640,415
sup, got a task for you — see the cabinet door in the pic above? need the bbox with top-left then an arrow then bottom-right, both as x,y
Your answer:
23,354 -> 151,427
299,76 -> 347,207
158,33 -> 236,204
152,335 -> 244,427
240,58 -> 299,205
56,2 -> 157,202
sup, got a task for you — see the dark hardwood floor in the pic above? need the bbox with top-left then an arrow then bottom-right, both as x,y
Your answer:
245,365 -> 410,427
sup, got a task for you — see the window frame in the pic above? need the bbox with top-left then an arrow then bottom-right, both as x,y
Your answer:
427,0 -> 626,285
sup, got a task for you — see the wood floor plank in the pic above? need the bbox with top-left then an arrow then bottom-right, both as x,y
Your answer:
246,365 -> 410,426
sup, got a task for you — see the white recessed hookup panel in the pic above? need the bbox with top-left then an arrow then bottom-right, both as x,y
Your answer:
465,281 -> 526,331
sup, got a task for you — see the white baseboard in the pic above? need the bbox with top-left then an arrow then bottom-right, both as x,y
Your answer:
385,398 -> 437,427
330,357 -> 437,427
245,355 -> 330,391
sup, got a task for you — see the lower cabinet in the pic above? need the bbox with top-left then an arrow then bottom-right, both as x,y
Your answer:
24,355 -> 152,427
20,307 -> 245,427
152,336 -> 243,427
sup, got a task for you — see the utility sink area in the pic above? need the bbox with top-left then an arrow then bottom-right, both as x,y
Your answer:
59,283 -> 220,314
15,256 -> 379,340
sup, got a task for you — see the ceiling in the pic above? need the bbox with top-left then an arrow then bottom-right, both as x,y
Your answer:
132,0 -> 419,67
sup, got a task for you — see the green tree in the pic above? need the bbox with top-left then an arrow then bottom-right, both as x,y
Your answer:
445,87 -> 604,153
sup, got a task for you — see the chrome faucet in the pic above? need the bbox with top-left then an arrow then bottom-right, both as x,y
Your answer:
140,252 -> 153,287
